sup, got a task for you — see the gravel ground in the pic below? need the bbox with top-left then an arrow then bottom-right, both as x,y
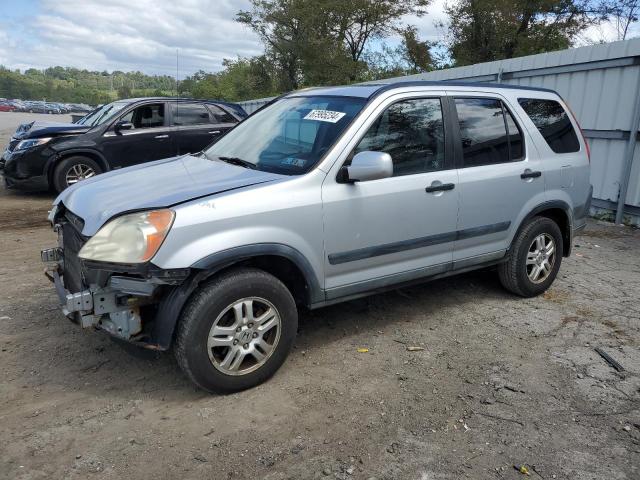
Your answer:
1,112 -> 639,479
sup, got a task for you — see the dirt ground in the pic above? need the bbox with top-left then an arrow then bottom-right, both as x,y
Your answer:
0,112 -> 639,479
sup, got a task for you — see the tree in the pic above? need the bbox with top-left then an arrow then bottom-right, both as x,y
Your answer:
446,0 -> 607,66
398,26 -> 433,73
237,0 -> 432,87
608,0 -> 640,39
117,84 -> 132,99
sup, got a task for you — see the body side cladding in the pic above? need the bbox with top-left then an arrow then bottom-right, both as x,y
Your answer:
328,221 -> 510,265
150,243 -> 323,350
312,250 -> 507,309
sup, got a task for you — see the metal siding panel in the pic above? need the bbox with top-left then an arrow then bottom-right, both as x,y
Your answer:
627,146 -> 640,206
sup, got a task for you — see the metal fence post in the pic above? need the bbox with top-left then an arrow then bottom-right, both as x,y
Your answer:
616,72 -> 640,224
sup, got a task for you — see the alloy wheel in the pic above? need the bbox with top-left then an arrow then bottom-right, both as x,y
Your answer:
526,233 -> 556,283
65,163 -> 96,185
207,297 -> 281,376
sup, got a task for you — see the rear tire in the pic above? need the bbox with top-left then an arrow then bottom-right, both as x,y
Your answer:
52,156 -> 102,192
498,216 -> 563,297
175,268 -> 298,393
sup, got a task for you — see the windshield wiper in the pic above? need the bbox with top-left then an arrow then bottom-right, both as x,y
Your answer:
218,156 -> 257,170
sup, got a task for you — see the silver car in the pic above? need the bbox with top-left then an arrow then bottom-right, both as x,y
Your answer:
42,81 -> 592,392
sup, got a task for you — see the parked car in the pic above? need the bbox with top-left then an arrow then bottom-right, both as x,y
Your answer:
41,81 -> 592,393
0,100 -> 17,112
1,97 -> 247,191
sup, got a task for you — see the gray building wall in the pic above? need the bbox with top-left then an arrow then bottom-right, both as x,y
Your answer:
238,38 -> 640,223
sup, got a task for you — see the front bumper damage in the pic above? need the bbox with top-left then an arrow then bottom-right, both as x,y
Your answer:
41,220 -> 190,348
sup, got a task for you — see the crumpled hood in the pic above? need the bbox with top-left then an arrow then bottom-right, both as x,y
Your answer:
15,121 -> 91,139
54,154 -> 286,236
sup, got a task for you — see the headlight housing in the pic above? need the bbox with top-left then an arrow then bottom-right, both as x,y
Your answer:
15,137 -> 52,151
79,209 -> 175,264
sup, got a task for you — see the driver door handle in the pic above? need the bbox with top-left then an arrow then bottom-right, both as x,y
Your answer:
425,183 -> 455,193
208,130 -> 221,134
154,134 -> 169,139
521,169 -> 542,179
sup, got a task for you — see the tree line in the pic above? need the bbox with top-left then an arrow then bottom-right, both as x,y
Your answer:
0,66 -> 176,105
2,0 -> 638,105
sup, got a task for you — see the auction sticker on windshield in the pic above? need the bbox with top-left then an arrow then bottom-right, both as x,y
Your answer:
304,109 -> 346,123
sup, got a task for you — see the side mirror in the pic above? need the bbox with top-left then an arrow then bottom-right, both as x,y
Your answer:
340,151 -> 393,183
114,120 -> 133,134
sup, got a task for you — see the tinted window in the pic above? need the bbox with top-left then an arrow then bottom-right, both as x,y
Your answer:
518,98 -> 580,154
119,103 -> 165,129
455,98 -> 510,167
208,104 -> 236,123
354,98 -> 445,176
171,103 -> 211,126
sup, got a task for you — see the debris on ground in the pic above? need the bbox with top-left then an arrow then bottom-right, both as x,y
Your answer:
514,464 -> 530,475
357,348 -> 369,353
594,347 -> 625,372
406,346 -> 424,352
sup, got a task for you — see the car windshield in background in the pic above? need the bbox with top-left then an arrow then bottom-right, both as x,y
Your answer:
205,95 -> 367,175
77,101 -> 128,127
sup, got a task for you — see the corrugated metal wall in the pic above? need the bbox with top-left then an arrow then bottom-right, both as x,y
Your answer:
238,38 -> 640,221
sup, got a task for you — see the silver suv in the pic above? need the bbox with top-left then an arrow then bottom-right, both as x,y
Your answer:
42,81 -> 592,392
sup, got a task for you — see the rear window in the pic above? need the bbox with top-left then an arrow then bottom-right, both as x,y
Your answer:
518,98 -> 580,154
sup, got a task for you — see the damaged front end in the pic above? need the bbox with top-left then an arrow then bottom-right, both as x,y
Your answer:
42,205 -> 189,349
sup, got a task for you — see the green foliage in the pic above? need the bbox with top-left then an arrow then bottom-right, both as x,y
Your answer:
236,0 -> 432,88
0,66 -> 176,104
446,0 -> 606,66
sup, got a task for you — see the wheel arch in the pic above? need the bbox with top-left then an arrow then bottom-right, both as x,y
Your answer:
514,201 -> 573,257
46,149 -> 109,186
150,244 -> 323,350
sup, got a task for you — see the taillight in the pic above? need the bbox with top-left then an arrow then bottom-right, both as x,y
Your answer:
566,102 -> 590,163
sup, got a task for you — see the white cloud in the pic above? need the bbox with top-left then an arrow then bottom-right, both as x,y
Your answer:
2,0 -> 263,75
1,0 -> 637,77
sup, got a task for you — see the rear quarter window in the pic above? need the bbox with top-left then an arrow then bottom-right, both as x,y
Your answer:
518,98 -> 580,154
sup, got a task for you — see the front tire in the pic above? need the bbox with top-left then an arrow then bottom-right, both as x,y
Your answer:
498,216 -> 563,297
175,268 -> 298,393
52,156 -> 102,192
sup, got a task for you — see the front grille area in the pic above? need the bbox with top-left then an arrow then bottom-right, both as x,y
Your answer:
62,221 -> 87,294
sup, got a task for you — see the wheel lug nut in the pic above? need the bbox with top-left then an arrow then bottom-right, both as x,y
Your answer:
233,340 -> 238,345
248,323 -> 253,328
243,343 -> 249,349
253,332 -> 258,338
236,327 -> 241,332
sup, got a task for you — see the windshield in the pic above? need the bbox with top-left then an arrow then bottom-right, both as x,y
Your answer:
77,101 -> 128,127
204,95 -> 367,175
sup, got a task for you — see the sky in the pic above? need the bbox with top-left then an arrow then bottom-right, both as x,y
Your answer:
0,0 -> 636,77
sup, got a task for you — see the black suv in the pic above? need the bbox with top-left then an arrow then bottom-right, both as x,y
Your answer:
1,97 -> 247,192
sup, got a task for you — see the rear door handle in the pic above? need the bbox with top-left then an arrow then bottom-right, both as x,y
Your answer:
154,134 -> 169,139
425,182 -> 455,193
521,169 -> 542,179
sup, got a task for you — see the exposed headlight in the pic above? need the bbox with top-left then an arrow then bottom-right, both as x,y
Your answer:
79,210 -> 175,264
15,137 -> 52,151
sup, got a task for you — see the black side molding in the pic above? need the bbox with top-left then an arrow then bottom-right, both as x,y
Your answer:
328,221 -> 511,265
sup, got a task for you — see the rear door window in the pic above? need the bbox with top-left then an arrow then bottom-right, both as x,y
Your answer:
171,103 -> 212,126
455,98 -> 511,167
517,98 -> 580,154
